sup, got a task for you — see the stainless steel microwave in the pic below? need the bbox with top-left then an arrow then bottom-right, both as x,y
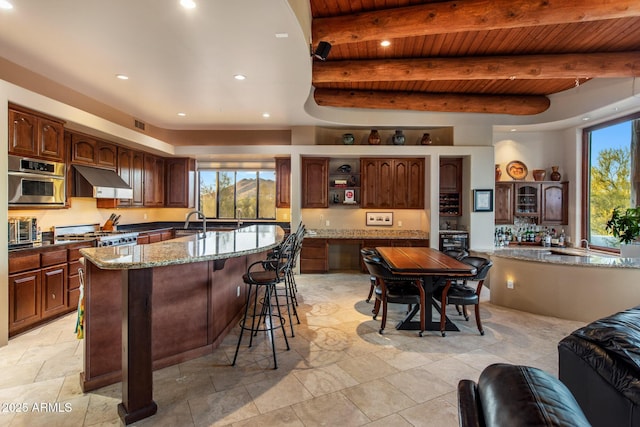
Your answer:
8,217 -> 39,246
8,155 -> 66,207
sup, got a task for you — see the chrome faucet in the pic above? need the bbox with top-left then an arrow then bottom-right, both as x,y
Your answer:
185,210 -> 207,235
580,239 -> 590,251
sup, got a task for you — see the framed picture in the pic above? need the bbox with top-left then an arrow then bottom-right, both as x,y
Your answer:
366,212 -> 393,226
473,189 -> 493,212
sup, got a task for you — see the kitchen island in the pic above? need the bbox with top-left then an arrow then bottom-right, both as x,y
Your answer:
79,224 -> 285,424
489,247 -> 640,323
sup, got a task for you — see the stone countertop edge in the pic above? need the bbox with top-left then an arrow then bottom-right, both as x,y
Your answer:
488,247 -> 640,269
80,224 -> 285,270
305,229 -> 430,239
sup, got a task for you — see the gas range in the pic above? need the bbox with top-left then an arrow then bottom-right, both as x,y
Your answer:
54,224 -> 139,247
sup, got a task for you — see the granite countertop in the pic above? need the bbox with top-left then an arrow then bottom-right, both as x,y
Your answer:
305,229 -> 430,239
80,224 -> 285,270
490,247 -> 640,269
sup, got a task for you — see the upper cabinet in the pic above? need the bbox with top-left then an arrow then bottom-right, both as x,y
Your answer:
495,181 -> 569,225
540,182 -> 569,225
495,183 -> 514,225
439,157 -> 462,216
301,157 -> 329,208
144,154 -> 165,207
116,148 -> 144,207
165,158 -> 196,208
8,105 -> 65,162
361,158 -> 424,209
275,157 -> 291,208
328,158 -> 360,207
67,131 -> 117,169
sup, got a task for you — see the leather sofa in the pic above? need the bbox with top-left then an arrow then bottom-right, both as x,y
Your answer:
559,306 -> 640,427
458,363 -> 590,427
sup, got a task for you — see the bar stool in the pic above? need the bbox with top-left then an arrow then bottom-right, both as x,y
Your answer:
232,238 -> 293,369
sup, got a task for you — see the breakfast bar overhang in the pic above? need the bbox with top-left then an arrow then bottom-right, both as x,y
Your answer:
79,225 -> 285,424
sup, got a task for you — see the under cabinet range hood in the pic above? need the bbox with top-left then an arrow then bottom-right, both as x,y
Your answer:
73,165 -> 133,199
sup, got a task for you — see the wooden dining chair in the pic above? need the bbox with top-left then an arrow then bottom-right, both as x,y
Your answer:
362,254 -> 424,334
433,256 -> 493,337
360,247 -> 378,302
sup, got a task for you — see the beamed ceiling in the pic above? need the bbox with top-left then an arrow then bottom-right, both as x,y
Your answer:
310,0 -> 640,115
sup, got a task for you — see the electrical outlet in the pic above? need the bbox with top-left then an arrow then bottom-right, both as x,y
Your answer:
325,220 -> 330,227
507,279 -> 514,289
143,213 -> 148,220
398,220 -> 403,227
237,286 -> 240,297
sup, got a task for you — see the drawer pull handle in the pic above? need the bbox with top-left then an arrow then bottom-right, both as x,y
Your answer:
52,293 -> 56,300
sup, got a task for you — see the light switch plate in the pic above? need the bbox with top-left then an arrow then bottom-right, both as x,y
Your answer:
366,211 -> 393,226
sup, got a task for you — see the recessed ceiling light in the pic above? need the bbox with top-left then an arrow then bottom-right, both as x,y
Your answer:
275,33 -> 289,38
234,74 -> 246,81
380,40 -> 391,47
510,128 -> 517,132
180,0 -> 196,9
0,1 -> 14,10
582,117 -> 591,121
116,74 -> 129,80
177,112 -> 186,117
262,113 -> 270,118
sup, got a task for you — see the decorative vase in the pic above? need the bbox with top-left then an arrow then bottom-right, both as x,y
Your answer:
392,130 -> 405,145
550,166 -> 561,181
368,129 -> 381,145
532,169 -> 546,181
420,133 -> 432,145
342,133 -> 355,145
495,164 -> 502,181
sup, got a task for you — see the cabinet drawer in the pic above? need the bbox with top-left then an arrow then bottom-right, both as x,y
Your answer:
68,288 -> 81,310
301,245 -> 326,258
41,250 -> 68,267
68,260 -> 83,277
9,253 -> 40,274
68,273 -> 82,290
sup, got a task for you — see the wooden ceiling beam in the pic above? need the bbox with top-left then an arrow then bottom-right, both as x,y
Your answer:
313,52 -> 640,83
313,89 -> 550,115
312,0 -> 640,46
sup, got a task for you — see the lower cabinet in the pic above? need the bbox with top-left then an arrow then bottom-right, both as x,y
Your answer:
137,229 -> 175,244
8,270 -> 41,335
41,264 -> 68,318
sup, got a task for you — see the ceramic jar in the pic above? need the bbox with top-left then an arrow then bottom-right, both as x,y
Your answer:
550,166 -> 561,181
532,169 -> 546,181
495,164 -> 502,181
342,133 -> 355,145
420,133 -> 432,145
392,130 -> 405,145
368,129 -> 381,145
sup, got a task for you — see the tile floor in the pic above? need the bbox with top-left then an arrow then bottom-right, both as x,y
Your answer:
0,272 -> 586,426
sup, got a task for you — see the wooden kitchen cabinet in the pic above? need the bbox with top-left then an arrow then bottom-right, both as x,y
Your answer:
495,183 -> 514,224
275,157 -> 291,208
440,158 -> 462,192
302,157 -> 328,208
361,158 -> 424,209
67,242 -> 93,309
165,158 -> 196,208
41,264 -> 68,318
300,239 -> 328,273
8,105 -> 65,161
68,131 -> 117,169
8,270 -> 41,335
541,182 -> 569,225
144,154 -> 165,207
137,229 -> 175,245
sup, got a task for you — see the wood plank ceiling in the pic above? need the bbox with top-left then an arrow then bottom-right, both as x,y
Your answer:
310,0 -> 640,115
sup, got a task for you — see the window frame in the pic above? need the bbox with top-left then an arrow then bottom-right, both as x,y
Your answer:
581,111 -> 640,253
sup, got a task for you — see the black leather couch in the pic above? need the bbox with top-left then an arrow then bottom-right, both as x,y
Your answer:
559,306 -> 640,427
458,363 -> 590,427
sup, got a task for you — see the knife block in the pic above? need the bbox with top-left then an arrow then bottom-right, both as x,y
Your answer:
102,220 -> 114,231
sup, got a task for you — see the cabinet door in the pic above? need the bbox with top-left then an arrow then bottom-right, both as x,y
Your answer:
300,239 -> 328,273
515,183 -> 540,217
117,148 -> 133,207
9,270 -> 41,334
154,157 -> 165,206
42,264 -> 68,318
302,157 -> 328,208
275,157 -> 291,208
541,182 -> 568,225
440,158 -> 462,192
38,117 -> 65,161
360,158 -> 379,208
70,133 -> 98,164
131,151 -> 145,206
165,158 -> 195,208
8,109 -> 38,157
403,158 -> 425,209
144,154 -> 165,206
96,141 -> 117,169
378,159 -> 394,208
495,183 -> 514,224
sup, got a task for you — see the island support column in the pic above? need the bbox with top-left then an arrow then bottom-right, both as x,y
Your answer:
117,268 -> 157,424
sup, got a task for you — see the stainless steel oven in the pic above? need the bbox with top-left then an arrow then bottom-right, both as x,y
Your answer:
8,155 -> 66,207
8,217 -> 39,247
439,231 -> 469,252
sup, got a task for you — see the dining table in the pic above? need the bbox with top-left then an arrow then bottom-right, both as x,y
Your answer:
375,246 -> 477,335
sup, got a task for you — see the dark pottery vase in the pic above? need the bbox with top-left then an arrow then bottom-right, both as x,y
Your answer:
392,130 -> 405,145
550,166 -> 561,181
420,133 -> 432,145
342,133 -> 355,145
532,169 -> 546,181
495,164 -> 502,181
368,129 -> 381,145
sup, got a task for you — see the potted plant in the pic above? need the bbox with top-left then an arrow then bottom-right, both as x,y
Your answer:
605,206 -> 640,257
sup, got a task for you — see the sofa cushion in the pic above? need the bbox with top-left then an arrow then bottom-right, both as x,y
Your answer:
477,363 -> 590,427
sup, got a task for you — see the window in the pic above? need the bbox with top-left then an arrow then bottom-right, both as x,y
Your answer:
198,169 -> 276,219
582,113 -> 640,251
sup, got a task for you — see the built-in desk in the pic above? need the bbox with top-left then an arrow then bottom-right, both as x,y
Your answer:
301,229 -> 430,273
80,225 -> 285,425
